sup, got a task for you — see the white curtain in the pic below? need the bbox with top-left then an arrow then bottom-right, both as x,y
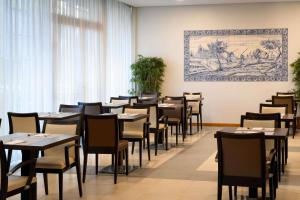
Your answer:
0,0 -> 134,134
0,0 -> 53,133
106,0 -> 133,100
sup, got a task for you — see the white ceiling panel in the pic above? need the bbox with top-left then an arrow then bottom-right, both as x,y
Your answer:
119,0 -> 300,7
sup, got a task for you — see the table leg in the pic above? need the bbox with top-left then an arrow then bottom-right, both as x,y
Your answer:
249,187 -> 258,198
21,150 -> 37,200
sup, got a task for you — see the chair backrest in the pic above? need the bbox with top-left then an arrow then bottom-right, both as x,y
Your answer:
216,131 -> 266,183
0,140 -> 8,196
241,112 -> 281,128
110,97 -> 129,114
259,103 -> 287,115
84,114 -> 119,151
7,112 -> 40,134
162,96 -> 185,120
141,92 -> 159,104
59,104 -> 83,113
43,121 -> 79,160
272,95 -> 294,114
123,106 -> 149,135
134,103 -> 158,129
78,102 -> 103,115
119,96 -> 139,106
183,92 -> 201,114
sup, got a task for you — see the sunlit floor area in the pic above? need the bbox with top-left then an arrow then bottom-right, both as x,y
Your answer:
8,127 -> 300,200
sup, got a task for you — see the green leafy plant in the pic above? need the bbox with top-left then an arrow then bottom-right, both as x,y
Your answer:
129,55 -> 166,96
291,53 -> 300,98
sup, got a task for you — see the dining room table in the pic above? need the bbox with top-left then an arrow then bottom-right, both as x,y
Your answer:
216,127 -> 289,198
102,102 -> 129,113
38,112 -> 81,120
0,132 -> 79,200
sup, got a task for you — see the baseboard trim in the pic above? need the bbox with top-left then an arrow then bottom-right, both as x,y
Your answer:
192,123 -> 239,127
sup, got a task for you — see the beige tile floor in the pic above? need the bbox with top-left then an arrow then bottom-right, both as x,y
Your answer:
8,127 -> 300,200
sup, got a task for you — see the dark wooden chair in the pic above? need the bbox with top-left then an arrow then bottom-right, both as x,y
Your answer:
78,102 -> 103,173
59,104 -> 84,143
216,131 -> 275,200
83,114 -> 129,184
272,95 -> 296,138
135,103 -> 168,155
241,113 -> 280,190
7,112 -> 40,167
162,96 -> 186,145
140,92 -> 159,104
110,97 -> 129,114
122,105 -> 150,167
119,95 -> 139,105
259,103 -> 289,169
35,121 -> 82,200
0,140 -> 37,200
183,92 -> 203,131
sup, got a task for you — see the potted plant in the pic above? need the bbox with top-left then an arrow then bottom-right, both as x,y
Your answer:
291,53 -> 300,97
129,55 -> 166,96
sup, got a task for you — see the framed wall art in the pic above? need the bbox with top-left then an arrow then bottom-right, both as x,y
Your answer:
184,28 -> 288,81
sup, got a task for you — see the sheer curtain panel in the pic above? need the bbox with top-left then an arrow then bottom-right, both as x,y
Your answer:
0,0 -> 134,134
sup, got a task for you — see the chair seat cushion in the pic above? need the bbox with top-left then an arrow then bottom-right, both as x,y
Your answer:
36,156 -> 75,169
8,175 -> 37,192
122,130 -> 144,139
119,140 -> 128,149
159,123 -> 167,129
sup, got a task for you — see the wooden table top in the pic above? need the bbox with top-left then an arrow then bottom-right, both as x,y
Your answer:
217,127 -> 289,139
0,133 -> 79,151
118,113 -> 149,122
38,112 -> 80,120
101,113 -> 149,122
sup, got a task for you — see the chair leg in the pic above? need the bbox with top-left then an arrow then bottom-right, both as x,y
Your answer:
75,156 -> 83,197
196,114 -> 199,132
176,125 -> 178,145
7,150 -> 12,168
139,141 -> 142,167
114,152 -> 118,184
293,118 -> 296,138
234,186 -> 237,197
95,154 -> 99,175
200,106 -> 203,130
147,133 -> 151,161
165,127 -> 168,151
228,186 -> 233,200
43,173 -> 49,195
217,183 -> 222,200
125,148 -> 129,176
58,173 -> 63,200
269,177 -> 274,200
155,133 -> 158,156
170,125 -> 173,135
189,117 -> 192,135
83,152 -> 88,183
262,183 -> 266,200
131,142 -> 135,154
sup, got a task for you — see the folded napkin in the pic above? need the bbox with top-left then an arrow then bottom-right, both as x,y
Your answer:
6,140 -> 25,145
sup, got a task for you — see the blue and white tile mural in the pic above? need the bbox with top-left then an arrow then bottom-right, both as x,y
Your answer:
184,29 -> 288,81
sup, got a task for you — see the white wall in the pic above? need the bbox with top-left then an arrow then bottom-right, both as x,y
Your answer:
136,2 -> 300,124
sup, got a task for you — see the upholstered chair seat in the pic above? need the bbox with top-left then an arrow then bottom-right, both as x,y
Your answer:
8,176 -> 37,192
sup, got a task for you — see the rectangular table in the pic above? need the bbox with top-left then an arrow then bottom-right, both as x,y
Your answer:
38,112 -> 80,120
217,127 -> 288,198
0,133 -> 79,200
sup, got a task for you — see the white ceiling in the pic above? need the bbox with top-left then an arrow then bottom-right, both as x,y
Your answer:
119,0 -> 300,7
